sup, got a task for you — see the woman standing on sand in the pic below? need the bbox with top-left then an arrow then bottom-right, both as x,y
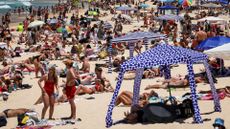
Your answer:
38,66 -> 59,120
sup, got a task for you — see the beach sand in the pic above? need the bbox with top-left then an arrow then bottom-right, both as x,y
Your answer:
0,3 -> 230,129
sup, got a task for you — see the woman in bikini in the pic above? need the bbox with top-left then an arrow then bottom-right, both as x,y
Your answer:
38,66 -> 59,120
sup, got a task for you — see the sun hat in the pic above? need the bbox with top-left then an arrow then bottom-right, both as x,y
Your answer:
213,118 -> 225,129
63,59 -> 74,66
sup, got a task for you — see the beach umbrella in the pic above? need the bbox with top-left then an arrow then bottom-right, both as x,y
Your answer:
197,16 -> 225,22
204,43 -> 230,60
57,26 -> 73,33
28,20 -> 45,28
196,36 -> 230,50
200,3 -> 222,8
49,19 -> 58,24
115,6 -> 137,11
155,14 -> 183,21
0,42 -> 7,49
182,0 -> 193,7
139,3 -> 150,9
97,21 -> 113,29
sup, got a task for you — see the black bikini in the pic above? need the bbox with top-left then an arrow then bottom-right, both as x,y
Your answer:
3,109 -> 10,118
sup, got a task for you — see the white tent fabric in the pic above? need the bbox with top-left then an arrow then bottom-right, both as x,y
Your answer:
204,43 -> 230,60
197,16 -> 225,22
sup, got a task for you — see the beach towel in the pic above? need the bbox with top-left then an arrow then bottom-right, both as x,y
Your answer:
16,125 -> 52,129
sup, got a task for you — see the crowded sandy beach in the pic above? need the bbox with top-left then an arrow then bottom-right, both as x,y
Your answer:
0,0 -> 230,129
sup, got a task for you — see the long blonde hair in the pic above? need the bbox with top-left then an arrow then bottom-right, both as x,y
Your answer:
48,67 -> 58,85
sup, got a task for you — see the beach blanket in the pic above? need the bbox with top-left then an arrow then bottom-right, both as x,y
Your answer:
16,125 -> 52,129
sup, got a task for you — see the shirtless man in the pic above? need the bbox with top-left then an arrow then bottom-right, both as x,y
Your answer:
63,59 -> 79,123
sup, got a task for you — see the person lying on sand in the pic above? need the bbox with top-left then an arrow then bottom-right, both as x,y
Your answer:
144,75 -> 206,90
0,108 -> 33,118
115,90 -> 159,107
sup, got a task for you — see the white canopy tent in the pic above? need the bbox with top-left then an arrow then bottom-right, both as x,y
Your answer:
204,43 -> 230,60
197,16 -> 229,36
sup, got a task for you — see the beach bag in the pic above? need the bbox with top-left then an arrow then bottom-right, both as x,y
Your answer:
0,116 -> 7,127
142,103 -> 177,123
178,99 -> 194,118
17,113 -> 29,126
17,112 -> 39,126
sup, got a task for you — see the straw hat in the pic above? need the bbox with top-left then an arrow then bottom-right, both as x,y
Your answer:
63,59 -> 73,66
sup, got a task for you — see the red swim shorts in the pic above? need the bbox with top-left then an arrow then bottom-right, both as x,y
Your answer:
65,86 -> 76,100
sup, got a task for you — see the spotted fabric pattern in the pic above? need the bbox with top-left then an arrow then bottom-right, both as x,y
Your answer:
105,44 -> 221,127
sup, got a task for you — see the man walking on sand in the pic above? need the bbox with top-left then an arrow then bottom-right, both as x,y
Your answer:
63,59 -> 79,123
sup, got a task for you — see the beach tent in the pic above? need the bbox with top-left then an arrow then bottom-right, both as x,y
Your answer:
105,44 -> 221,127
108,32 -> 166,73
158,5 -> 179,15
196,36 -> 230,50
197,16 -> 225,22
204,43 -> 230,60
155,14 -> 183,21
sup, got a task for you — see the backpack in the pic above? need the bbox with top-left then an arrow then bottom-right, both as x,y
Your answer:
0,116 -> 7,127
